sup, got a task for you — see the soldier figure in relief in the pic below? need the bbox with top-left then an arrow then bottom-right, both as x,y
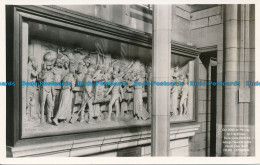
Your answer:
38,52 -> 55,123
53,54 -> 65,83
105,71 -> 124,121
62,56 -> 70,78
83,56 -> 91,74
81,67 -> 95,123
52,54 -> 65,115
75,60 -> 86,84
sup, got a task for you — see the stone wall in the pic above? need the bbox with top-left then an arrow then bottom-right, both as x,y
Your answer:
171,5 -> 191,45
59,5 -> 153,33
60,5 -> 192,45
92,138 -> 190,157
7,124 -> 199,157
190,5 -> 224,156
6,4 -> 227,157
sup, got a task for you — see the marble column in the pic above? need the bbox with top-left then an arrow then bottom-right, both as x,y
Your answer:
151,5 -> 172,156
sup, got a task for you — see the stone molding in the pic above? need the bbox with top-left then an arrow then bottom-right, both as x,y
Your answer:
171,41 -> 200,58
7,123 -> 200,157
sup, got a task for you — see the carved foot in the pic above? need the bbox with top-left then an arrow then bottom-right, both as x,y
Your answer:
48,118 -> 52,124
80,119 -> 85,123
53,118 -> 59,126
40,118 -> 46,123
88,119 -> 95,124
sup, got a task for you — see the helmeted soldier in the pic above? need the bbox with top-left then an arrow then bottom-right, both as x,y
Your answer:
38,52 -> 55,123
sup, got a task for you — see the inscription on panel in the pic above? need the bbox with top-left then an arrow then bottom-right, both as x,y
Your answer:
239,88 -> 250,103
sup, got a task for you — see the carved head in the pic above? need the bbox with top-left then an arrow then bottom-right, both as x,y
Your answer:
32,62 -> 38,70
179,74 -> 184,81
174,66 -> 179,72
29,56 -> 38,70
131,72 -> 136,78
147,65 -> 152,73
83,56 -> 91,67
136,72 -> 143,80
55,54 -> 64,68
113,64 -> 120,73
175,77 -> 180,82
45,62 -> 53,71
112,71 -> 118,79
43,52 -> 54,71
69,59 -> 77,74
63,56 -> 69,70
85,74 -> 93,81
60,46 -> 67,52
97,64 -> 106,74
87,66 -> 96,76
183,78 -> 188,84
77,61 -> 85,73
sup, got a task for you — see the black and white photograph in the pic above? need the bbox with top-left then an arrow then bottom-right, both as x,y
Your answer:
1,0 -> 259,163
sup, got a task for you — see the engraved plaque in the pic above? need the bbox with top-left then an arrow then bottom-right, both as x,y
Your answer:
239,88 -> 250,103
117,147 -> 142,157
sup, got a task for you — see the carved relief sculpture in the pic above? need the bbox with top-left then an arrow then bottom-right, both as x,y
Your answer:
52,53 -> 65,115
53,60 -> 76,125
105,70 -> 124,121
26,55 -> 39,120
170,64 -> 191,119
170,77 -> 180,116
38,52 -> 55,123
81,71 -> 94,123
133,72 -> 149,120
179,78 -> 189,116
23,33 -> 194,138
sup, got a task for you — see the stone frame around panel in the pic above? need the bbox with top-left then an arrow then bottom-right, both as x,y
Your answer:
6,5 -> 200,147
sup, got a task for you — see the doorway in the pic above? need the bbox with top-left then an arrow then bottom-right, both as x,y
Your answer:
199,51 -> 217,156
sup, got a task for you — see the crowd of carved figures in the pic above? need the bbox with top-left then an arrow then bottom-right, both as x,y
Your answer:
26,47 -> 152,125
26,47 -> 189,126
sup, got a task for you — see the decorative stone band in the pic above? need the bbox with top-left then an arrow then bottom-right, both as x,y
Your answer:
7,123 -> 200,157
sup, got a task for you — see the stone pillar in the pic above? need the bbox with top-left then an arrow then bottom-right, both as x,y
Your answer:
222,4 -> 239,157
221,4 -> 255,156
151,5 -> 172,156
248,4 -> 255,156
